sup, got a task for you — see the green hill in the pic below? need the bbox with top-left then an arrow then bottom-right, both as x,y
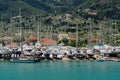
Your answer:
0,0 -> 45,16
0,0 -> 120,20
74,0 -> 120,20
0,0 -> 84,16
0,0 -> 120,46
0,0 -> 119,20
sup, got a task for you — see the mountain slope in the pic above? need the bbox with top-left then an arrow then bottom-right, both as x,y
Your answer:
0,0 -> 119,20
22,0 -> 84,13
0,0 -> 45,17
0,0 -> 84,17
74,0 -> 120,20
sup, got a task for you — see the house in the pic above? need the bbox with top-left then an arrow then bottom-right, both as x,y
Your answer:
70,37 -> 76,41
2,36 -> 13,41
90,38 -> 99,41
58,34 -> 69,41
26,35 -> 37,42
41,37 -> 57,47
1,36 -> 13,44
7,43 -> 18,48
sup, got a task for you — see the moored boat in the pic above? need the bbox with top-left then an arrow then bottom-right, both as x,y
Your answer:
12,54 -> 39,63
12,58 -> 38,63
96,58 -> 105,62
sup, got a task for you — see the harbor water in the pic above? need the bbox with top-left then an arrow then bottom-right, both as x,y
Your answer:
0,61 -> 120,80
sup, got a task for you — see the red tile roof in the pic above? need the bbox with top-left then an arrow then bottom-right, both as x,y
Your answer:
70,37 -> 76,41
7,43 -> 18,47
41,38 -> 56,43
26,35 -> 37,41
90,38 -> 99,41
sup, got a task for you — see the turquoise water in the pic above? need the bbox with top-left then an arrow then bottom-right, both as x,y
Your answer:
0,61 -> 120,80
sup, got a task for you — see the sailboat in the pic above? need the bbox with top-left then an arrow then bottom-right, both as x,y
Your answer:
12,9 -> 38,63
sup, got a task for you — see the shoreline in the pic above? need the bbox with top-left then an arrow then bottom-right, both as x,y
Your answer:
1,57 -> 120,62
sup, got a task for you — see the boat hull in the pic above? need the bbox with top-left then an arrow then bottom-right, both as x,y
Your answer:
12,59 -> 38,63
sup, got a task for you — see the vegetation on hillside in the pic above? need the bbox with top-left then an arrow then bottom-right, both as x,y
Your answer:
0,0 -> 120,46
74,0 -> 120,20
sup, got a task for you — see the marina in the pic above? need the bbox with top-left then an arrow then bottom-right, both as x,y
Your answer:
0,0 -> 120,80
0,43 -> 120,62
0,8 -> 119,63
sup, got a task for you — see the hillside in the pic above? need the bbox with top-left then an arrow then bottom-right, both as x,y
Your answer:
0,0 -> 84,17
0,0 -> 120,46
74,0 -> 120,20
0,0 -> 45,16
0,0 -> 119,20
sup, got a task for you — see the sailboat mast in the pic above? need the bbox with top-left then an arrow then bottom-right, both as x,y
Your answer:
10,15 -> 13,45
50,26 -> 53,39
37,18 -> 40,41
114,20 -> 117,46
99,21 -> 102,44
88,20 -> 92,45
19,8 -> 23,52
76,20 -> 78,50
